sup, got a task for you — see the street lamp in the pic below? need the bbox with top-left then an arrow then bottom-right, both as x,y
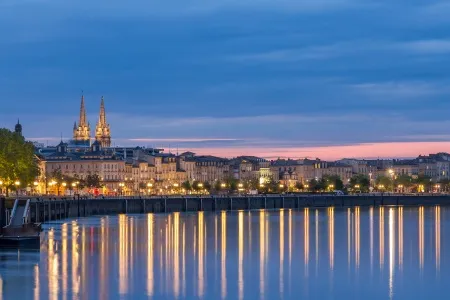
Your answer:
221,183 -> 226,188
14,180 -> 20,196
147,183 -> 153,187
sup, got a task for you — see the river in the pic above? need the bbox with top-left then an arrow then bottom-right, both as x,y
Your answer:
0,206 -> 448,299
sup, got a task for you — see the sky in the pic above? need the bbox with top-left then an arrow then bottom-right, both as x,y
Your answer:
1,0 -> 450,160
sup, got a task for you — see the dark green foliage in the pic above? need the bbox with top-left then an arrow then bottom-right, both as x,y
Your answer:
0,128 -> 40,195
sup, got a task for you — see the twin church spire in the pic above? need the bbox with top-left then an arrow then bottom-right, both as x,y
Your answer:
73,95 -> 111,147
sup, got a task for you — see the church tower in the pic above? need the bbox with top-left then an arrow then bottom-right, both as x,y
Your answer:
95,96 -> 111,147
14,119 -> 22,136
73,95 -> 91,145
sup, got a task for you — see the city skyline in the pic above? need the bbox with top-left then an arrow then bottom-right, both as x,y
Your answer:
1,0 -> 450,159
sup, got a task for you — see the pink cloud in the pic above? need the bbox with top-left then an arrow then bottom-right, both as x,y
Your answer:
186,141 -> 450,160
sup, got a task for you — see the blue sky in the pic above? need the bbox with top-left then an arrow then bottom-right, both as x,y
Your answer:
1,0 -> 450,158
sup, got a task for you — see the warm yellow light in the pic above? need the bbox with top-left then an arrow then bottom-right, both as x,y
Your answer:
147,183 -> 153,187
174,183 -> 179,187
0,180 -> 3,185
198,183 -> 204,188
33,181 -> 39,186
14,181 -> 20,186
72,182 -> 76,187
238,183 -> 243,188
62,182 -> 67,187
259,184 -> 264,188
355,184 -> 360,188
221,183 -> 226,188
388,169 -> 394,175
279,184 -> 284,188
304,184 -> 309,188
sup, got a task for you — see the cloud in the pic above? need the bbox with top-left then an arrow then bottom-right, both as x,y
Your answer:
348,80 -> 450,99
398,39 -> 450,54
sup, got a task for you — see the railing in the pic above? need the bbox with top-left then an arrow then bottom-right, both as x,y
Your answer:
8,199 -> 19,226
23,199 -> 31,224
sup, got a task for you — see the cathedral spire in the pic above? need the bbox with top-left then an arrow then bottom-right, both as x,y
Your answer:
99,96 -> 106,125
79,95 -> 87,126
95,96 -> 111,147
73,94 -> 91,145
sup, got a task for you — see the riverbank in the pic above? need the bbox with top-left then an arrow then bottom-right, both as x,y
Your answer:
2,194 -> 447,223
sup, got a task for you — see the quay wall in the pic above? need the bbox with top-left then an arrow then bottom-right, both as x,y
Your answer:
15,195 -> 450,223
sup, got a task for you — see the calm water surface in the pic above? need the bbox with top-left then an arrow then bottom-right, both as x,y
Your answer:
0,207 -> 448,299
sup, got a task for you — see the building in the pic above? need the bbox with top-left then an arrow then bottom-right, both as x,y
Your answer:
95,97 -> 111,147
72,95 -> 91,145
392,160 -> 419,177
189,156 -> 230,183
14,119 -> 22,136
230,156 -> 271,182
42,140 -> 125,195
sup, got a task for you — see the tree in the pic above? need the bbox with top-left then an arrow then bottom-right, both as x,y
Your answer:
394,174 -> 413,191
192,180 -> 201,192
0,128 -> 40,196
349,174 -> 370,192
224,176 -> 238,191
308,178 -> 325,192
203,181 -> 211,192
413,175 -> 432,192
85,174 -> 102,188
181,180 -> 191,191
438,178 -> 450,192
323,175 -> 344,191
295,182 -> 304,191
247,178 -> 259,190
375,175 -> 393,191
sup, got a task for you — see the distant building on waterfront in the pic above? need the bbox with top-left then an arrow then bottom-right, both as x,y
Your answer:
72,95 -> 112,147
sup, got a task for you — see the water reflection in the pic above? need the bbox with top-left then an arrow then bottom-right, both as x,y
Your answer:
0,207 -> 448,299
259,210 -> 265,299
328,207 -> 334,270
435,206 -> 441,271
221,211 -> 227,299
238,211 -> 244,300
419,206 -> 424,270
147,214 -> 154,297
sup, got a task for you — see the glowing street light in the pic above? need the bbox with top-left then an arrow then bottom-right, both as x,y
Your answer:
238,183 -> 244,188
147,182 -> 153,187
221,183 -> 226,188
198,183 -> 204,188
173,183 -> 179,188
279,184 -> 284,188
33,181 -> 38,186
14,181 -> 20,186
62,182 -> 67,187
